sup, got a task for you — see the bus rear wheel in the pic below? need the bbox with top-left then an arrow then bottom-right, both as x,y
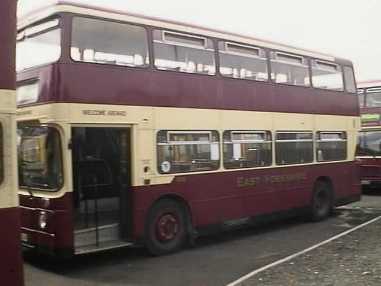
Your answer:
309,180 -> 333,222
145,199 -> 188,256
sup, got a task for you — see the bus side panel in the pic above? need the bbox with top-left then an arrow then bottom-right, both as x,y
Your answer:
0,207 -> 23,286
131,162 -> 360,239
46,63 -> 359,117
131,173 -> 246,238
357,158 -> 381,184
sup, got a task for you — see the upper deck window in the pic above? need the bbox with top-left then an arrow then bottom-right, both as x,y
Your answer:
357,89 -> 365,108
311,60 -> 344,91
270,52 -> 310,87
343,66 -> 356,93
365,88 -> 381,107
219,42 -> 268,81
71,17 -> 149,67
153,30 -> 216,75
16,19 -> 61,71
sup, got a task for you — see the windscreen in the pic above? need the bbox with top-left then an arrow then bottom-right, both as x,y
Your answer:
357,130 -> 381,157
16,19 -> 61,71
18,125 -> 63,191
366,89 -> 381,107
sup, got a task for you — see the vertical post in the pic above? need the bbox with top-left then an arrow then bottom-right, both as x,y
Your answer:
93,175 -> 100,247
0,0 -> 24,285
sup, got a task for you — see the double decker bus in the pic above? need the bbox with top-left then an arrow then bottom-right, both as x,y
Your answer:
17,2 -> 360,257
357,81 -> 381,190
0,0 -> 24,284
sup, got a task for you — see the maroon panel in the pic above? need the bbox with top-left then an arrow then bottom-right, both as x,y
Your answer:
360,107 -> 381,114
0,207 -> 23,286
357,158 -> 381,181
18,63 -> 359,116
0,0 -> 16,90
19,163 -> 360,247
19,193 -> 74,253
130,162 -> 360,238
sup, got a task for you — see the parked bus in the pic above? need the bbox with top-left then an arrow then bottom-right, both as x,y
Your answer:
17,2 -> 361,257
0,0 -> 24,284
356,81 -> 381,190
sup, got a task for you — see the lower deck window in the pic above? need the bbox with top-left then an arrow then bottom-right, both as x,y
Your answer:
157,130 -> 220,174
316,132 -> 347,161
276,132 -> 313,165
223,131 -> 272,169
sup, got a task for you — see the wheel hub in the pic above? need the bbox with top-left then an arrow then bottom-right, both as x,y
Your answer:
156,213 -> 179,242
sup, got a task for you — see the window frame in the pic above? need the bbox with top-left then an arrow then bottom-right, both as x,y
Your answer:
152,28 -> 216,75
316,131 -> 347,162
365,87 -> 381,108
156,130 -> 220,175
223,130 -> 272,169
16,16 -> 62,72
269,50 -> 312,87
69,15 -> 151,69
218,40 -> 270,82
162,31 -> 209,50
17,124 -> 65,192
343,65 -> 357,94
310,59 -> 345,92
357,129 -> 381,157
275,131 -> 314,165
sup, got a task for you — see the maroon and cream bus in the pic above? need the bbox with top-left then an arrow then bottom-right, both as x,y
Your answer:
0,0 -> 24,284
356,81 -> 381,190
16,2 -> 361,257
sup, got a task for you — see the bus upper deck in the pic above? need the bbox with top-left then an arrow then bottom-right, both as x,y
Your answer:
17,2 -> 357,115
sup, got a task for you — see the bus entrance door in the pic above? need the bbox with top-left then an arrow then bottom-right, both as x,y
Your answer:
71,127 -> 132,254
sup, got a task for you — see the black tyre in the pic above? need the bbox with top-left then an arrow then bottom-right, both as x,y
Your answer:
145,199 -> 188,256
309,180 -> 333,222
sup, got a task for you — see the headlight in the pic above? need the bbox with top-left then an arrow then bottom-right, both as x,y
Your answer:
39,211 -> 48,230
42,198 -> 50,208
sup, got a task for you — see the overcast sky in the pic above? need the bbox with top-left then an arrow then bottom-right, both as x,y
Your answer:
18,0 -> 381,82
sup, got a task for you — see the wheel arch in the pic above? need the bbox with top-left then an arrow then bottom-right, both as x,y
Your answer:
314,176 -> 334,192
149,193 -> 194,226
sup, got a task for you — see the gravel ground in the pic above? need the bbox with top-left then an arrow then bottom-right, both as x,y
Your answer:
241,216 -> 381,286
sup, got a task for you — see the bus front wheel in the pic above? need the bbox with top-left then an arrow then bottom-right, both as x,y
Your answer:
145,199 -> 188,256
309,180 -> 333,222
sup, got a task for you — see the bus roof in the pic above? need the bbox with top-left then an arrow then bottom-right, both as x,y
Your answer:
18,1 -> 349,63
357,80 -> 381,89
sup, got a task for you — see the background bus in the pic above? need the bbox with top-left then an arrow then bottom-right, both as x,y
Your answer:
0,0 -> 24,285
357,80 -> 381,190
17,2 -> 360,257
